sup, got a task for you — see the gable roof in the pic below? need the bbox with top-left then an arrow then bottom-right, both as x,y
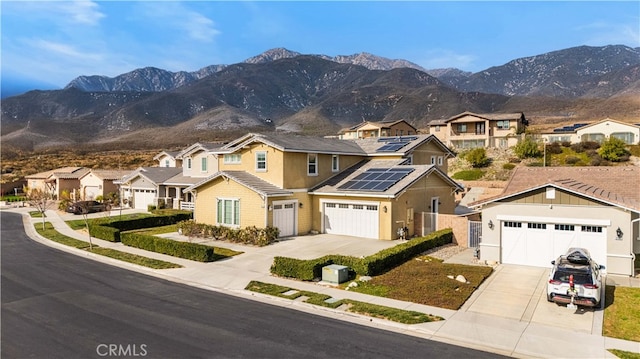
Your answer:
310,159 -> 462,198
153,150 -> 181,161
445,111 -> 525,123
184,171 -> 292,197
339,119 -> 416,134
176,142 -> 224,158
116,167 -> 183,185
219,133 -> 366,155
80,169 -> 130,181
471,166 -> 640,213
26,166 -> 85,179
354,134 -> 455,157
574,118 -> 640,132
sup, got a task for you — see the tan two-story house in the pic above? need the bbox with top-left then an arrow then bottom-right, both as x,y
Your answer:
184,133 -> 461,240
428,111 -> 528,149
338,119 -> 417,139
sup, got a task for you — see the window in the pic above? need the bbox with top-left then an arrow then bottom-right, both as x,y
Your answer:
256,152 -> 267,171
581,226 -> 602,233
496,120 -> 510,130
201,157 -> 208,172
326,203 -> 336,208
187,158 -> 192,169
308,153 -> 318,176
395,129 -> 404,136
338,204 -> 349,209
457,124 -> 467,132
217,198 -> 240,226
527,223 -> 547,229
437,156 -> 443,166
431,156 -> 436,165
332,155 -> 339,172
434,125 -> 440,132
504,221 -> 522,228
224,154 -> 241,164
546,188 -> 555,199
555,224 -> 575,231
353,205 -> 364,210
164,159 -> 170,167
366,205 -> 378,211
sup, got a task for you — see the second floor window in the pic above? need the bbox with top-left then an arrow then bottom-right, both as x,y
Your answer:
201,157 -> 207,172
332,155 -> 339,172
496,120 -> 510,129
256,152 -> 267,171
457,124 -> 467,132
308,153 -> 318,176
224,154 -> 241,164
164,159 -> 170,167
187,158 -> 192,169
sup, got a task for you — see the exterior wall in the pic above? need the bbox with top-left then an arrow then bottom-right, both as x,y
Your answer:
219,143 -> 285,187
157,154 -> 177,168
129,176 -> 156,190
266,192 -> 314,235
479,202 -> 634,276
25,178 -> 49,194
410,141 -> 450,172
437,214 -> 472,246
435,114 -> 522,149
428,124 -> 448,144
80,174 -> 103,199
341,121 -> 416,139
193,177 -> 266,228
183,151 -> 218,178
56,179 -> 81,199
577,121 -> 640,144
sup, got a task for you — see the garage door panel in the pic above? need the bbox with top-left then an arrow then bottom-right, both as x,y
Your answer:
323,202 -> 378,239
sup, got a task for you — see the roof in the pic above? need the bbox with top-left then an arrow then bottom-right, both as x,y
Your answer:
26,166 -> 85,179
49,167 -> 90,180
219,133 -> 366,155
310,159 -> 462,198
184,171 -> 292,197
445,111 -> 525,123
339,119 -> 416,134
153,150 -> 181,161
176,142 -> 224,158
116,167 -> 183,185
162,173 -> 204,186
81,169 -> 131,181
470,166 -> 640,212
354,134 -> 454,157
574,118 -> 640,132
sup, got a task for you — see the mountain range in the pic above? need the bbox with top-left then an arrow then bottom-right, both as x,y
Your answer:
2,45 -> 639,152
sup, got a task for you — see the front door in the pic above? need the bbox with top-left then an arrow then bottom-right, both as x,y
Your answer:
273,201 -> 296,237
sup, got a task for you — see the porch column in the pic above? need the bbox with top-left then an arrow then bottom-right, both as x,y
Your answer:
175,186 -> 181,209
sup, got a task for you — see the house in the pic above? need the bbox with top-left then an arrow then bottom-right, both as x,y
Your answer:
338,119 -> 417,139
470,166 -> 640,276
78,169 -> 130,200
116,167 -> 184,210
154,150 -> 182,168
428,111 -> 528,149
541,118 -> 640,144
25,167 -> 89,199
183,133 -> 461,240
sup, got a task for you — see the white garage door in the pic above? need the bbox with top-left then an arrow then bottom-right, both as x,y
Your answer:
323,202 -> 379,239
84,186 -> 100,200
501,221 -> 607,267
133,189 -> 156,210
273,201 -> 296,237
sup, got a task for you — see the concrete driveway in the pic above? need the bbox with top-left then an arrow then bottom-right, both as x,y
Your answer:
460,264 -> 599,333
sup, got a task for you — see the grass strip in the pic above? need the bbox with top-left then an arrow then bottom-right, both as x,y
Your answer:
29,211 -> 46,218
604,286 -> 640,342
35,222 -> 182,269
245,280 -> 442,324
608,349 -> 640,359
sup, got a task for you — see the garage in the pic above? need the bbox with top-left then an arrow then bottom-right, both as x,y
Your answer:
500,218 -> 607,268
84,186 -> 100,200
273,201 -> 296,237
323,201 -> 379,239
133,189 -> 156,210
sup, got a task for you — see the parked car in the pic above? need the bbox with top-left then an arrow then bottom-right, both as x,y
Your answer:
66,200 -> 108,215
547,247 -> 604,308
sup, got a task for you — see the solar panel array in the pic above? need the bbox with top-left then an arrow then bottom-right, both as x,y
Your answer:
338,167 -> 415,192
552,123 -> 588,133
376,136 -> 418,152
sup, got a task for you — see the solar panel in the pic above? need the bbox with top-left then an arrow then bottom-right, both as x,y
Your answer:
377,142 -> 409,152
337,167 -> 415,192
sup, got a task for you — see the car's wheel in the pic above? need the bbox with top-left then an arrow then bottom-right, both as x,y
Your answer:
547,293 -> 553,302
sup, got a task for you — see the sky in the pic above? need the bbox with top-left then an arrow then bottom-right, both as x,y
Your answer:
2,1 -> 639,96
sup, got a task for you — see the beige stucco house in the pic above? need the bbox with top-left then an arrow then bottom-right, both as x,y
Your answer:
428,111 -> 528,149
184,133 -> 461,240
154,150 -> 182,168
541,118 -> 640,144
78,169 -> 130,200
470,166 -> 640,276
338,119 -> 417,139
25,167 -> 89,199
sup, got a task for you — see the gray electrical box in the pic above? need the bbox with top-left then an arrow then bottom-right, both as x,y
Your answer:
322,264 -> 349,284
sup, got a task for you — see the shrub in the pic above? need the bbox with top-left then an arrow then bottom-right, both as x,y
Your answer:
565,156 -> 580,165
147,204 -> 157,212
561,141 -> 572,147
570,143 -> 585,153
582,141 -> 601,150
546,142 -> 563,154
514,137 -> 541,159
451,169 -> 485,181
464,148 -> 490,168
598,137 -> 630,162
121,233 -> 216,262
502,163 -> 516,170
176,220 -> 279,246
526,161 -> 543,167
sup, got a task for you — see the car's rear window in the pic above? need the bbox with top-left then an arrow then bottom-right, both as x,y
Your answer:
553,270 -> 593,285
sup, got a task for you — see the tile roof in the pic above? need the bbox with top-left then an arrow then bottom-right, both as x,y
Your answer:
471,166 -> 640,212
84,169 -> 131,181
117,167 -> 183,185
184,171 -> 292,197
26,166 -> 84,179
51,167 -> 90,180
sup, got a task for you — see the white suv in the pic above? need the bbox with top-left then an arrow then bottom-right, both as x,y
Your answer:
547,248 -> 604,308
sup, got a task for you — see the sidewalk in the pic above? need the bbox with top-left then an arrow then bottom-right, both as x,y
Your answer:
13,207 -> 640,358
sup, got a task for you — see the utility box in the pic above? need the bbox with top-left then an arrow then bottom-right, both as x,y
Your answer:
322,264 -> 349,284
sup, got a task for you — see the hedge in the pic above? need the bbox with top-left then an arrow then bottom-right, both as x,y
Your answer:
89,212 -> 193,242
271,228 -> 453,280
176,220 -> 279,246
121,233 -> 216,262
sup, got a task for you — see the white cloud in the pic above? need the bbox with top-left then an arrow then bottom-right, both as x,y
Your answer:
576,20 -> 640,47
417,49 -> 477,71
32,39 -> 103,62
136,2 -> 220,42
60,0 -> 105,26
183,12 -> 220,42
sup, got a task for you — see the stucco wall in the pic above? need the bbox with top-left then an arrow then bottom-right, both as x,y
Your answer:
193,177 -> 266,228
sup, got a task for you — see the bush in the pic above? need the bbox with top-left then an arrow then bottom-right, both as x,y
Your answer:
502,163 -> 516,170
176,220 -> 279,246
598,137 -> 630,162
514,137 -> 541,159
90,212 -> 194,243
270,229 -> 453,280
464,148 -> 490,168
147,204 -> 157,212
546,142 -> 563,154
121,233 -> 217,262
561,141 -> 572,147
565,156 -> 580,165
451,169 -> 485,181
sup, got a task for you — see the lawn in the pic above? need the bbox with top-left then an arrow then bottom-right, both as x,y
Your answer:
347,255 -> 493,310
603,286 -> 640,342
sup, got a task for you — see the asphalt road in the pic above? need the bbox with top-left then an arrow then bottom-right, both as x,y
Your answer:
1,212 -> 504,358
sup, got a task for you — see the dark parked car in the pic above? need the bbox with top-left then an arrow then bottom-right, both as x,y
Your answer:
66,200 -> 108,215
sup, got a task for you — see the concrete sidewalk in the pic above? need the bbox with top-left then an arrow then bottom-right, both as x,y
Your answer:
12,207 -> 640,358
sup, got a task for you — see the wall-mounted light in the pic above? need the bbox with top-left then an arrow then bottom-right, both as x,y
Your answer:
616,227 -> 623,240
383,206 -> 387,213
488,220 -> 494,230
299,202 -> 303,208
268,205 -> 273,211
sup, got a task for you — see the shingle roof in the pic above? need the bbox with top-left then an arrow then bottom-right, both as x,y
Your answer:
184,171 -> 292,197
51,167 -> 90,180
446,111 -> 524,123
223,133 -> 366,155
84,169 -> 131,181
471,166 -> 640,212
117,167 -> 183,185
26,166 -> 84,179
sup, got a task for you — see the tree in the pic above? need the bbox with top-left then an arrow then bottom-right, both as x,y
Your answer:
514,137 -> 541,159
465,147 -> 490,168
26,188 -> 54,230
76,200 -> 95,250
598,137 -> 629,162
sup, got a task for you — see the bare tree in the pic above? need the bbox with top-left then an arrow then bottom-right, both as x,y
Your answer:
75,200 -> 95,250
26,188 -> 54,230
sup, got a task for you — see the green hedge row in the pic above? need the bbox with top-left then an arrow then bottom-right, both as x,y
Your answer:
270,228 -> 453,280
176,220 -> 279,247
121,233 -> 216,262
89,211 -> 193,242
